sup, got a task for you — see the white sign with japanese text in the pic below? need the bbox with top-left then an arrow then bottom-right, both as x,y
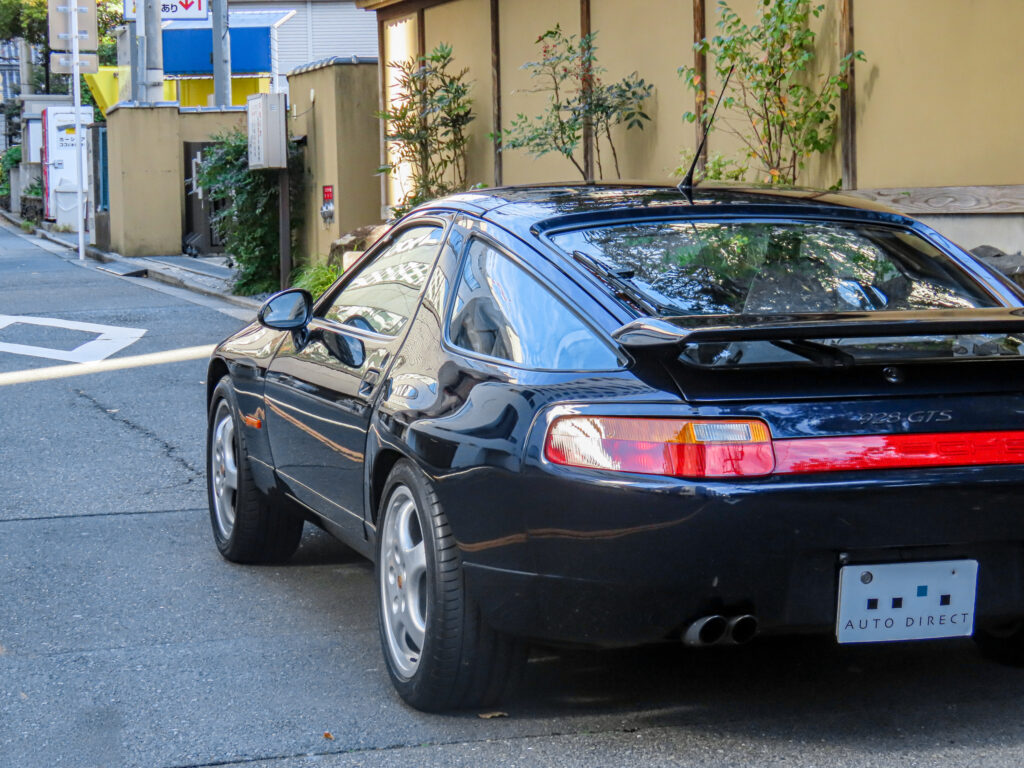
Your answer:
123,0 -> 208,21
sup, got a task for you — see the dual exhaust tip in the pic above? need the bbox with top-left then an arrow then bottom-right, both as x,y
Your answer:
683,614 -> 758,647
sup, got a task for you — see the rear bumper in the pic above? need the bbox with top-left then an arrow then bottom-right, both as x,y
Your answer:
452,464 -> 1024,647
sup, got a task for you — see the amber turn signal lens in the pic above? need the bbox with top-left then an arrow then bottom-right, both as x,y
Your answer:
544,416 -> 775,478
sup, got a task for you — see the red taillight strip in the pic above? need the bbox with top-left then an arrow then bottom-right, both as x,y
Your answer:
774,430 -> 1024,474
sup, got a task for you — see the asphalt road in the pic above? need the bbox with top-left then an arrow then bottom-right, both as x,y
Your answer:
3,223 -> 1024,768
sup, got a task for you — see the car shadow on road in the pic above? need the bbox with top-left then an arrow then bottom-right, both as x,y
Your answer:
512,636 -> 1024,748
286,524 -> 368,567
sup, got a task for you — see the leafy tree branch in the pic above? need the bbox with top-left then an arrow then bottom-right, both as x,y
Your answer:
377,42 -> 474,217
498,25 -> 653,180
679,0 -> 864,185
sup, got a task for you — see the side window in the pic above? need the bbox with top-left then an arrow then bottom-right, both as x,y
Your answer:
324,225 -> 442,336
448,238 -> 620,371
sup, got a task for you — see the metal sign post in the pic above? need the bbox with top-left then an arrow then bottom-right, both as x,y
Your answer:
49,0 -> 96,261
71,0 -> 84,261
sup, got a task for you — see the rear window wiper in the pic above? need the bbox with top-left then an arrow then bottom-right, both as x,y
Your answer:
572,250 -> 665,316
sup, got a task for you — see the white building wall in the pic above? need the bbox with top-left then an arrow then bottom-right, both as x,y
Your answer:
232,0 -> 377,91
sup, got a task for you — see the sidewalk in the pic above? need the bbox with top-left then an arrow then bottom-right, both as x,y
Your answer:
0,209 -> 262,311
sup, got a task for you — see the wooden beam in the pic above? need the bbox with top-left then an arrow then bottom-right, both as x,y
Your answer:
368,0 -> 448,19
839,0 -> 856,190
416,8 -> 428,187
848,186 -> 1024,215
490,0 -> 502,186
580,0 -> 594,182
376,14 -> 388,216
416,7 -> 426,58
693,0 -> 707,175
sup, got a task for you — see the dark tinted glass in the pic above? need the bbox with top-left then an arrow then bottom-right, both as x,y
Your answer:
551,221 -> 998,316
325,226 -> 441,335
448,239 -> 620,370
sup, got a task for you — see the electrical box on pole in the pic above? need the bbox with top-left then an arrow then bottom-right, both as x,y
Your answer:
247,93 -> 287,170
247,92 -> 291,289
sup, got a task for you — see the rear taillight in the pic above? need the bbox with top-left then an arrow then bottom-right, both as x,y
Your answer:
543,416 -> 775,479
773,430 -> 1024,473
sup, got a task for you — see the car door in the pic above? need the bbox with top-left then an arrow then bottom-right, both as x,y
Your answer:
264,219 -> 448,538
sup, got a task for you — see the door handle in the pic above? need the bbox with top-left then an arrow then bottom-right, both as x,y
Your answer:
358,367 -> 381,397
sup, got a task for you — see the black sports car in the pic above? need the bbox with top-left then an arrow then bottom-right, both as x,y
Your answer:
206,184 -> 1024,711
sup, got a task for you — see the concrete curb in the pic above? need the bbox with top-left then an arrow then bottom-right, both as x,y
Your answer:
0,209 -> 261,311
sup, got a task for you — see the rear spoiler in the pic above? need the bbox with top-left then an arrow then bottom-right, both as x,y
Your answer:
613,308 -> 1024,351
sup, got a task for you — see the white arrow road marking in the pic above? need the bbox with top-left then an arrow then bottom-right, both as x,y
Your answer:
0,344 -> 216,386
0,314 -> 147,363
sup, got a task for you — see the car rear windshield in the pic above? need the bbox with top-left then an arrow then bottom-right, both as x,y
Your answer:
549,220 -> 999,317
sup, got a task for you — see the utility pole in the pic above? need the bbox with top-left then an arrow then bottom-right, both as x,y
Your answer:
142,0 -> 163,102
70,0 -> 84,260
130,21 -> 145,101
211,0 -> 231,106
18,39 -> 33,95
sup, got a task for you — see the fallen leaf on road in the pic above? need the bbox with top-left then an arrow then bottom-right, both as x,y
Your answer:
477,711 -> 508,719
0,644 -> 6,655
20,692 -> 27,700
323,732 -> 334,740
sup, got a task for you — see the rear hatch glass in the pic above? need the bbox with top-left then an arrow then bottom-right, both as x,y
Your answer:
550,220 -> 1019,366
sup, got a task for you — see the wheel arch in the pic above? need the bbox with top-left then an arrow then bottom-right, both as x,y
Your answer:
369,447 -> 405,527
207,357 -> 230,407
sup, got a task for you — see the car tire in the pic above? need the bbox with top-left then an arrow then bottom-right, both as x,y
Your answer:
376,459 -> 524,711
207,375 -> 303,564
974,620 -> 1024,665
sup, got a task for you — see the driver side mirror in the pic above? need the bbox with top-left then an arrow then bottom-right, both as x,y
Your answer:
257,289 -> 313,331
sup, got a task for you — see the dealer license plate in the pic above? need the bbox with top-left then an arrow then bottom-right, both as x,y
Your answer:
836,559 -> 977,644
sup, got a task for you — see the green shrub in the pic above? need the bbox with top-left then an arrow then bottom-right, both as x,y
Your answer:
195,128 -> 304,295
674,148 -> 748,183
23,178 -> 41,197
1,144 -> 21,184
498,25 -> 652,180
291,261 -> 343,298
377,42 -> 474,217
679,0 -> 864,185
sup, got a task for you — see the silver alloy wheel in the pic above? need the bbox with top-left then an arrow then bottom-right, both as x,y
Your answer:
380,485 -> 428,679
211,400 -> 239,540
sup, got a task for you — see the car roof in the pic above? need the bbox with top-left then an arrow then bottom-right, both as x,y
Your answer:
419,182 -> 913,240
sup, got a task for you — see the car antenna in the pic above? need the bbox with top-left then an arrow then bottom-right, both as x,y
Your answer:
678,64 -> 735,203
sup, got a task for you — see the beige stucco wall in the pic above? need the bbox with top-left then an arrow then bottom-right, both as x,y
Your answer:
289,62 -> 382,265
424,0 -> 494,188
591,0 -> 692,181
382,13 -> 419,206
854,0 -> 1024,189
107,106 -> 243,258
498,0 -> 579,185
370,0 -> 1024,198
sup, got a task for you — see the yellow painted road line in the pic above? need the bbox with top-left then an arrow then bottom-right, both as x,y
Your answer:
0,344 -> 216,386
